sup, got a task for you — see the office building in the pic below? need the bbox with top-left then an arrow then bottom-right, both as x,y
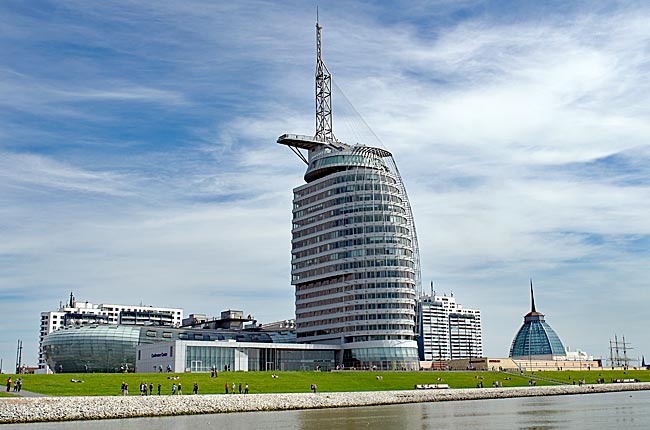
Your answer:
278,20 -> 420,370
417,292 -> 483,364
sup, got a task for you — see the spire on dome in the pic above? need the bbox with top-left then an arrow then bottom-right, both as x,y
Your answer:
530,278 -> 536,313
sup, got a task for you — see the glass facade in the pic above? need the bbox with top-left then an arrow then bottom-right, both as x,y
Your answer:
343,345 -> 419,370
41,325 -> 290,373
509,314 -> 565,358
186,345 -> 235,372
42,325 -> 141,373
185,346 -> 335,372
288,143 -> 421,371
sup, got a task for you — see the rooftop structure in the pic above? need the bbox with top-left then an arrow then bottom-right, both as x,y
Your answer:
509,280 -> 566,359
279,19 -> 420,370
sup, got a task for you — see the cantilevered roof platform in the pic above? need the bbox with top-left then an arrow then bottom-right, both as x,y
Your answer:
277,134 -> 328,151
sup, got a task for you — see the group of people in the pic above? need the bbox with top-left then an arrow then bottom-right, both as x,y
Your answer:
5,377 -> 23,393
120,381 -> 201,395
139,382 -> 160,395
224,382 -> 249,394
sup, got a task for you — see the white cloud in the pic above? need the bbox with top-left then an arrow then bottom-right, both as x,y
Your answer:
1,0 -> 649,363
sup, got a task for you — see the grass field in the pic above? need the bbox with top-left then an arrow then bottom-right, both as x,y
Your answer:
1,369 -> 647,397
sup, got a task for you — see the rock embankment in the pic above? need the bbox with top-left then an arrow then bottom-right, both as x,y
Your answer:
2,383 -> 649,424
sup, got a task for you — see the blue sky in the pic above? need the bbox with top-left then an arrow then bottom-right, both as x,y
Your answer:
1,0 -> 649,368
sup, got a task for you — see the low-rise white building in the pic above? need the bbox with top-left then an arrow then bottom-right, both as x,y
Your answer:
136,340 -> 337,373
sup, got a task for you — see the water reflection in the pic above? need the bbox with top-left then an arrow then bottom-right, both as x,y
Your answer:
3,391 -> 649,430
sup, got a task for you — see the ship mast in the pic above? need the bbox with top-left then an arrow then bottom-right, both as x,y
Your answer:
315,14 -> 336,143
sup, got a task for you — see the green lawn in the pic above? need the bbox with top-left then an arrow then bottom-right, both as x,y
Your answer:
3,369 -> 647,397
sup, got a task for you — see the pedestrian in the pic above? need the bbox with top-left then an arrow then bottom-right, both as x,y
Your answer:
244,383 -> 249,394
5,377 -> 10,393
193,382 -> 198,394
311,383 -> 317,393
84,364 -> 88,373
17,378 -> 22,392
171,383 -> 176,395
178,383 -> 182,395
149,383 -> 153,395
231,382 -> 235,394
239,383 -> 242,394
225,383 -> 229,394
157,383 -> 161,395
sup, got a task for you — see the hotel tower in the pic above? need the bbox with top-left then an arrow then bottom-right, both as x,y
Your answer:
278,20 -> 420,370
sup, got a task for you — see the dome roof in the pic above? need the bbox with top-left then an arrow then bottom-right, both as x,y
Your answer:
509,280 -> 565,358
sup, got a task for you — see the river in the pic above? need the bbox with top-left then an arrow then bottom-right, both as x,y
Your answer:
4,390 -> 649,429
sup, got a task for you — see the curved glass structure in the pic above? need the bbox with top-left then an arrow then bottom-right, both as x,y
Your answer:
509,313 -> 565,358
42,325 -> 284,373
42,325 -> 141,373
289,144 -> 420,370
509,283 -> 565,359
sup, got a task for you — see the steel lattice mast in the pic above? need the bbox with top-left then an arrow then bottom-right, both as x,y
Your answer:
315,17 -> 335,142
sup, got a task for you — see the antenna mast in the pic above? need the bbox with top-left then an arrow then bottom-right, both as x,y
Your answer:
315,14 -> 335,142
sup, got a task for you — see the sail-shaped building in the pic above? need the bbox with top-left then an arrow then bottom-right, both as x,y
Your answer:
278,20 -> 420,370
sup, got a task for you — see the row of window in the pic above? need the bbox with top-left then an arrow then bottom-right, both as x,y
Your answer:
293,213 -> 408,238
308,154 -> 385,171
297,323 -> 415,337
296,291 -> 414,310
293,259 -> 415,280
295,172 -> 397,199
294,191 -> 403,211
296,281 -> 415,302
293,224 -> 411,248
292,236 -> 411,259
292,247 -> 413,268
294,203 -> 406,226
353,302 -> 414,310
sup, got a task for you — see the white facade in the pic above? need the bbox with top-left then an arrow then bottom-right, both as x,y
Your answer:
38,294 -> 183,371
418,293 -> 483,362
136,340 -> 338,373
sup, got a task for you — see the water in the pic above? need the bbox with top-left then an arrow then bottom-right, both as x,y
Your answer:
5,390 -> 650,429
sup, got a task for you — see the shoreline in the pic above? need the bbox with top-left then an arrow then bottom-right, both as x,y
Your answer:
2,383 -> 650,424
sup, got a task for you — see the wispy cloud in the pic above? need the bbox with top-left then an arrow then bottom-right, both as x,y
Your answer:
0,0 -> 648,364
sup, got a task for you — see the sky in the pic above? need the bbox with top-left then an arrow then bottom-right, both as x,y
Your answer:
1,0 -> 649,368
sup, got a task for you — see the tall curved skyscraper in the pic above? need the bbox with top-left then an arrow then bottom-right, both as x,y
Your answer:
278,20 -> 420,370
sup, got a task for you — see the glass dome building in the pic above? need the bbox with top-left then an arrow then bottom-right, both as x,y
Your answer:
41,324 -> 286,373
42,325 -> 141,373
509,281 -> 566,359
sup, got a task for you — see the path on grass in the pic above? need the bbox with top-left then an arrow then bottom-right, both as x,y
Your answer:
14,390 -> 48,398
